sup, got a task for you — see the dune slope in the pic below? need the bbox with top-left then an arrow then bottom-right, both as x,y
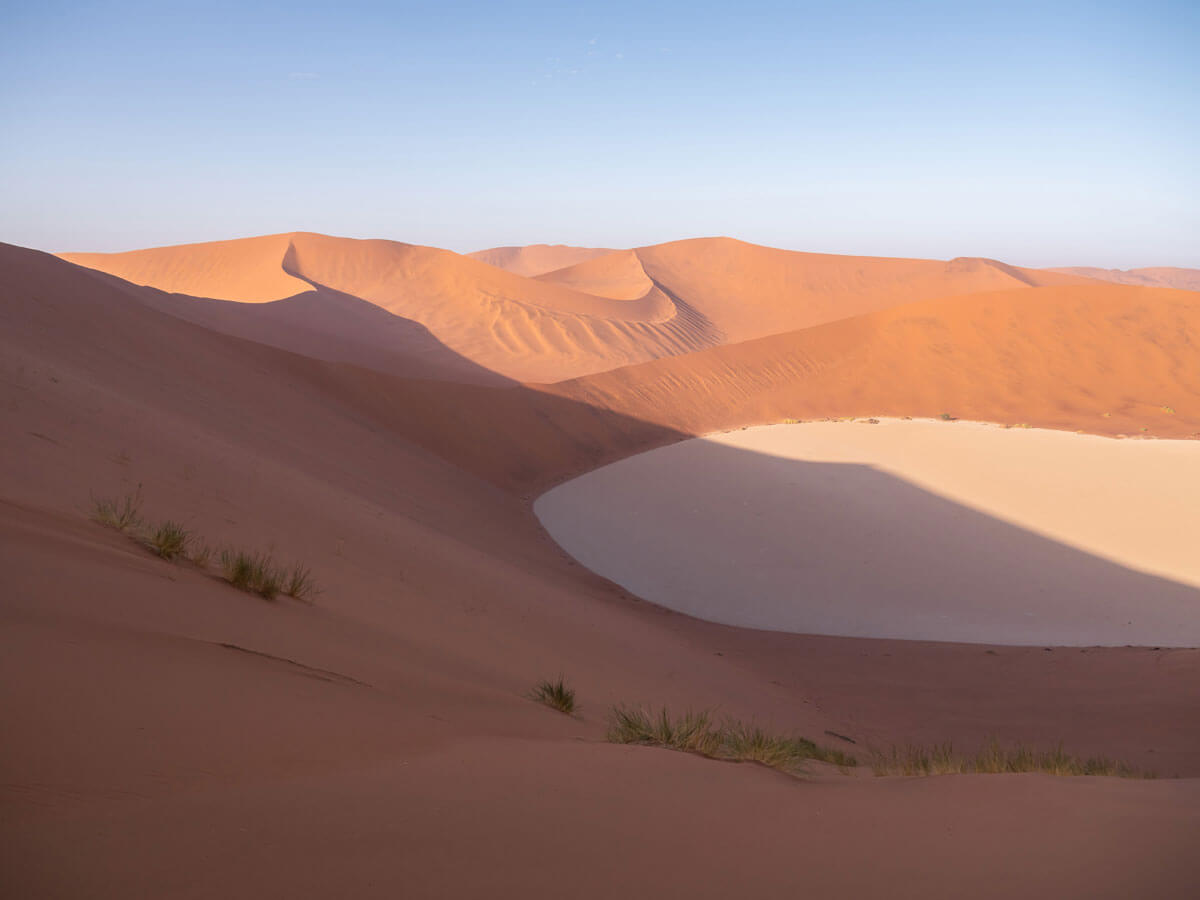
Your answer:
3,241 -> 1198,897
1049,265 -> 1200,291
63,233 -> 1115,384
552,282 -> 1200,445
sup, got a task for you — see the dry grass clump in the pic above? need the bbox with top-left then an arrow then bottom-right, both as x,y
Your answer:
282,562 -> 318,602
870,738 -> 1149,778
146,520 -> 190,560
529,677 -> 577,715
606,706 -> 857,774
91,486 -> 143,532
88,486 -> 319,603
219,548 -> 284,600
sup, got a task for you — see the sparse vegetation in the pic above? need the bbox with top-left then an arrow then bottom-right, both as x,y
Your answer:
869,738 -> 1149,778
606,705 -> 857,774
220,548 -> 284,600
188,541 -> 213,567
146,520 -> 190,560
529,677 -> 576,715
283,562 -> 318,602
939,412 -> 956,421
87,486 -> 317,603
91,486 -> 143,532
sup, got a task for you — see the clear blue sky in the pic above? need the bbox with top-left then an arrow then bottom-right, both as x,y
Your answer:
1,1 -> 1196,267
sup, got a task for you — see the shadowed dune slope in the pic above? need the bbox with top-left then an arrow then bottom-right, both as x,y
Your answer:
551,282 -> 1200,447
62,232 -> 1111,384
3,242 -> 1200,896
467,243 -> 616,276
1049,266 -> 1200,291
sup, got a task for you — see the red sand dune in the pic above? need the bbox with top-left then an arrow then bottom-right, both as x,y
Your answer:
4,238 -> 1199,897
467,242 -> 615,276
60,232 -> 1110,385
1049,265 -> 1200,291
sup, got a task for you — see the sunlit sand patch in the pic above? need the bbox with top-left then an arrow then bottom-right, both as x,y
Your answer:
536,420 -> 1200,646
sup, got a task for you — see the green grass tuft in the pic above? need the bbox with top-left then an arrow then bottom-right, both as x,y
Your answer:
606,705 -> 857,774
869,738 -> 1149,778
220,548 -> 284,600
529,677 -> 576,715
146,520 -> 190,560
282,563 -> 318,602
91,486 -> 143,532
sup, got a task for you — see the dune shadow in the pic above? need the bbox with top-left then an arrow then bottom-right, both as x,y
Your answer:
68,264 -> 514,387
535,435 -> 1200,647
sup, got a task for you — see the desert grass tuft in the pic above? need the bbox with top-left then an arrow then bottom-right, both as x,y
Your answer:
529,677 -> 576,715
220,548 -> 284,600
606,705 -> 857,774
91,485 -> 143,533
870,738 -> 1149,778
282,563 -> 319,602
146,520 -> 190,560
188,540 -> 213,568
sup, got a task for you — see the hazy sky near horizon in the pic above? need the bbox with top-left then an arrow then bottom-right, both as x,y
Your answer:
1,0 -> 1196,267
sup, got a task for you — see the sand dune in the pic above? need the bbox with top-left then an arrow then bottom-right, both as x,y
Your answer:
537,420 -> 1200,645
630,238 -> 1097,345
535,248 -> 654,299
4,239 -> 1199,896
62,232 -> 1118,384
61,232 -> 312,302
1049,265 -> 1200,291
553,281 -> 1200,446
467,242 -> 615,276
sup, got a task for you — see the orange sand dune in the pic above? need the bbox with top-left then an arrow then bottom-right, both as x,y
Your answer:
63,232 -> 1109,384
552,281 -> 1200,447
1050,265 -> 1200,291
631,238 -> 1097,346
4,241 -> 1199,897
535,248 -> 654,299
63,233 -> 702,382
468,242 -> 615,276
61,232 -> 312,302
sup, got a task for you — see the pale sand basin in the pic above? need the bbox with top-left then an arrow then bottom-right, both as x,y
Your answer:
536,420 -> 1200,646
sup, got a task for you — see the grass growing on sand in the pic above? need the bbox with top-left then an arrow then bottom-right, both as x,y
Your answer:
530,677 -> 576,715
146,520 -> 190,560
282,562 -> 319,603
869,738 -> 1150,778
91,486 -> 143,532
88,486 -> 319,602
220,548 -> 284,600
606,705 -> 857,774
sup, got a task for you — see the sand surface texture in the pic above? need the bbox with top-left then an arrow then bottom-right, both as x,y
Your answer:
4,236 -> 1199,897
536,420 -> 1200,645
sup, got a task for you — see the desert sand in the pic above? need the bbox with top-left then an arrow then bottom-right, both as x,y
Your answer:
536,419 -> 1200,644
1048,265 -> 1200,291
3,235 -> 1199,897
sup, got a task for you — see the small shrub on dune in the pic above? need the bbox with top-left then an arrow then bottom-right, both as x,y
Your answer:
91,486 -> 143,533
146,520 -> 190,560
529,677 -> 576,715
